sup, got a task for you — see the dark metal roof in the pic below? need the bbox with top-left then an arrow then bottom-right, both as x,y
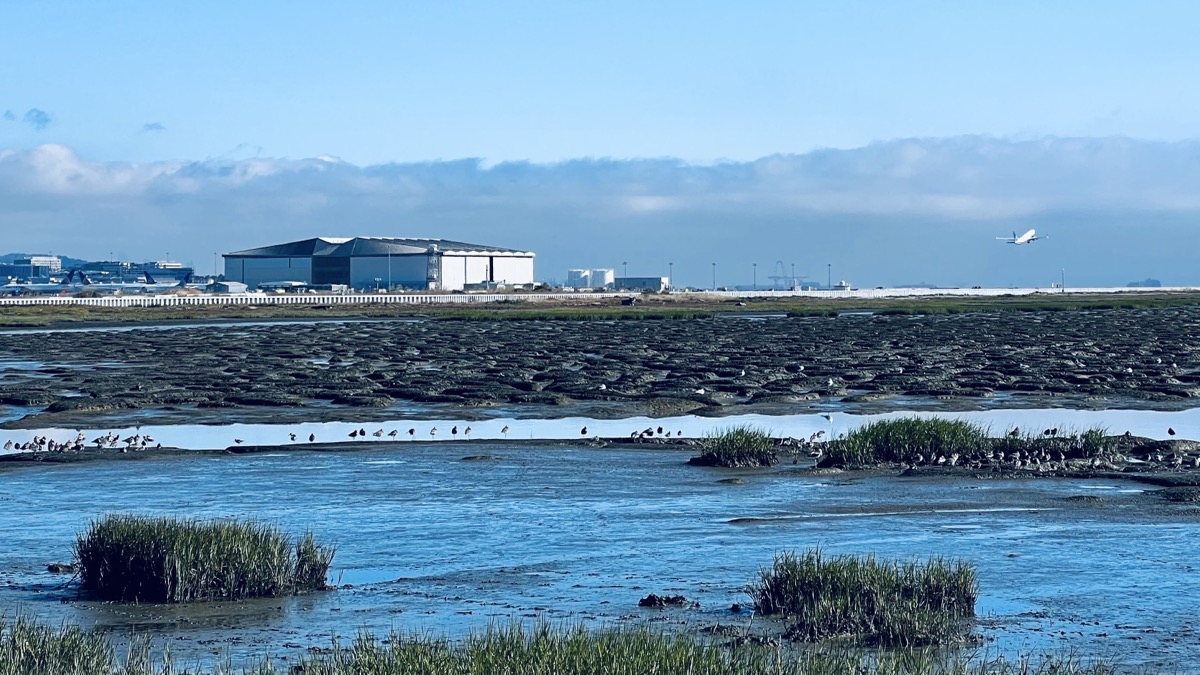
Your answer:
226,237 -> 534,257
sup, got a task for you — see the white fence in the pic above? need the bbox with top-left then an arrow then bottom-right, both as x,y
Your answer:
0,292 -> 639,308
0,287 -> 1196,308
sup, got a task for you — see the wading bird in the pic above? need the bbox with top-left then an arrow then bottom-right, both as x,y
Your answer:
430,427 -> 438,439
388,429 -> 398,440
408,428 -> 415,440
464,426 -> 472,440
501,425 -> 510,439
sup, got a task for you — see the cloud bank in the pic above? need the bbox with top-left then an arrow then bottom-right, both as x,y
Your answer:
1,136 -> 1197,287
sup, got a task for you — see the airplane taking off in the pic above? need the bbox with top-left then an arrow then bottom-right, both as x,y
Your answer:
997,229 -> 1045,245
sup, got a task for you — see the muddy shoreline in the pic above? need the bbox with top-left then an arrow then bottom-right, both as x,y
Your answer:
7,436 -> 1200,492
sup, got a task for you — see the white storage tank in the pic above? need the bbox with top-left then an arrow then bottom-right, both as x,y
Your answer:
590,268 -> 615,289
566,269 -> 592,288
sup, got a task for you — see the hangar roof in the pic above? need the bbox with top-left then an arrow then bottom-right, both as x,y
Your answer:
226,237 -> 534,257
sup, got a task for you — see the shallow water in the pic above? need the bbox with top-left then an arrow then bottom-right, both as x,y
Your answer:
1,443 -> 1197,673
2,408 -> 1197,453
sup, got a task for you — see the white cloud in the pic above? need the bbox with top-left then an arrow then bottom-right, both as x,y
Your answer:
2,136 -> 1199,286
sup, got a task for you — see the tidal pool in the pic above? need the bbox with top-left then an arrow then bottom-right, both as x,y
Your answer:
1,442 -> 1197,673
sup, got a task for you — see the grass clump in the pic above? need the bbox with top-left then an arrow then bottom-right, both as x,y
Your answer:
827,418 -> 991,467
749,548 -> 978,647
74,515 -> 335,603
689,426 -> 778,467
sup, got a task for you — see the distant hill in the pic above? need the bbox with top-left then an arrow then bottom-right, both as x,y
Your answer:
0,252 -> 90,268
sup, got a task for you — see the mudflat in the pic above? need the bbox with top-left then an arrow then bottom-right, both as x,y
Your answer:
2,305 -> 1198,430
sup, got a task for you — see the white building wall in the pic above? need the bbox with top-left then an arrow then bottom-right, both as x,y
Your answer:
349,256 -> 428,290
235,257 -> 313,289
492,256 -> 534,285
440,257 -> 466,291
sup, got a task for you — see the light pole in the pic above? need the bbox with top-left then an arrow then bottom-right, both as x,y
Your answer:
791,263 -> 796,290
1061,268 -> 1066,292
623,261 -> 628,279
827,263 -> 832,290
752,263 -> 757,290
388,247 -> 392,291
213,252 -> 218,278
668,261 -> 673,290
712,262 -> 717,291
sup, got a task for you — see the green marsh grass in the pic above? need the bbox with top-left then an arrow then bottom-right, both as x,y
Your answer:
827,418 -> 991,467
690,425 -> 778,467
0,613 -> 1121,675
74,515 -> 335,603
825,418 -> 1116,468
749,549 -> 978,647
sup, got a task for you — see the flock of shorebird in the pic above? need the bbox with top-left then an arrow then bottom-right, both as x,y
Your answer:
3,431 -> 158,453
253,424 -> 687,446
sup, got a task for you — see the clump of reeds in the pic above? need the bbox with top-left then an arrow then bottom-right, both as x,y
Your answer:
0,612 -> 1121,675
689,426 -> 778,467
748,548 -> 978,647
826,418 -> 991,467
74,515 -> 335,603
0,613 -> 116,675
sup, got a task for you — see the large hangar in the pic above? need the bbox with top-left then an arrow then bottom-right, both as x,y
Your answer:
223,237 -> 535,291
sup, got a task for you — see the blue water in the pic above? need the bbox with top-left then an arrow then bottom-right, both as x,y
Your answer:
1,442 -> 1196,673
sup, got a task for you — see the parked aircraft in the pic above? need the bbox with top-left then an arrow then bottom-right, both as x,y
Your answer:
1,270 -> 84,294
996,229 -> 1045,245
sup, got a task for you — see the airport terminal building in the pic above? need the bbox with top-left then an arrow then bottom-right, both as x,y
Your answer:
222,237 -> 535,291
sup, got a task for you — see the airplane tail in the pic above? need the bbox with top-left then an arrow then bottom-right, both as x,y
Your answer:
62,270 -> 75,285
144,271 -> 157,284
179,272 -> 193,286
79,272 -> 92,285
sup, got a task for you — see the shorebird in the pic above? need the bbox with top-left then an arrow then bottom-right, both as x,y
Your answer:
501,425 -> 510,439
408,428 -> 415,440
388,429 -> 399,439
1169,427 -> 1177,437
359,427 -> 366,437
289,433 -> 297,442
430,427 -> 438,439
656,426 -> 664,435
234,439 -> 244,445
581,426 -> 588,435
373,429 -> 384,438
451,425 -> 459,439
349,429 -> 359,439
464,426 -> 472,440
309,433 -> 316,442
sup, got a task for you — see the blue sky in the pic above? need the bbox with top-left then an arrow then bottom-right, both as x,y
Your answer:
2,1 -> 1199,287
